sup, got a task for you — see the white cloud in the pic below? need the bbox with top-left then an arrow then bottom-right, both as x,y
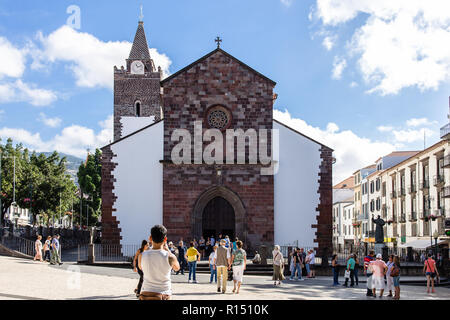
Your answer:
312,0 -> 450,95
0,37 -> 26,79
406,117 -> 437,127
377,125 -> 393,132
280,0 -> 293,7
0,36 -> 58,107
38,112 -> 62,128
33,25 -> 171,90
322,36 -> 335,51
273,109 -> 396,182
0,80 -> 57,106
332,56 -> 346,79
349,81 -> 358,87
0,114 -> 113,158
392,128 -> 435,143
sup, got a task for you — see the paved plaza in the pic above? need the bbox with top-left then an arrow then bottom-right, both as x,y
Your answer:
0,256 -> 448,300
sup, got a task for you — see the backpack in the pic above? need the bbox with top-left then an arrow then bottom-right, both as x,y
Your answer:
390,265 -> 400,277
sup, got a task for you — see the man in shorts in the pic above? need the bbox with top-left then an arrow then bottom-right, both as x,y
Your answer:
138,225 -> 180,300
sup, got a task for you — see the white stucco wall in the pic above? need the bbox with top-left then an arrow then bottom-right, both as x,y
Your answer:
111,121 -> 163,246
274,121 -> 323,247
120,116 -> 155,137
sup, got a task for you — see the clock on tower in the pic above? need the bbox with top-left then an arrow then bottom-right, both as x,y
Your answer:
131,60 -> 145,74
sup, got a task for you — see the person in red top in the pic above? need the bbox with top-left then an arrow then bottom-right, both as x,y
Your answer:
423,253 -> 440,293
363,250 -> 375,296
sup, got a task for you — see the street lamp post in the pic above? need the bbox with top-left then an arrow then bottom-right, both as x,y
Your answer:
433,231 -> 439,260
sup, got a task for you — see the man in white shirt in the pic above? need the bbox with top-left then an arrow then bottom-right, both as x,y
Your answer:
214,239 -> 231,293
138,225 -> 180,300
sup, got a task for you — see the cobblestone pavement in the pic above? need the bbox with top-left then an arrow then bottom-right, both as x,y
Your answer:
0,256 -> 448,300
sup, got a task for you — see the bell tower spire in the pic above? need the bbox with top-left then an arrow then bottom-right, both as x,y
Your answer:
113,9 -> 162,141
126,6 -> 155,72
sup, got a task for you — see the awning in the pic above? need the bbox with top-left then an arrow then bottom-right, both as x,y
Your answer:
398,239 -> 446,249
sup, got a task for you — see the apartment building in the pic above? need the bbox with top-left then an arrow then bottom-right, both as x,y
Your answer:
383,140 -> 449,250
333,176 -> 355,251
353,165 -> 375,245
352,152 -> 419,246
332,196 -> 354,251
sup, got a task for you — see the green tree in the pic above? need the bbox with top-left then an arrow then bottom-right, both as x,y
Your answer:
0,138 -> 78,226
0,139 -> 27,225
77,149 -> 102,226
29,152 -> 77,226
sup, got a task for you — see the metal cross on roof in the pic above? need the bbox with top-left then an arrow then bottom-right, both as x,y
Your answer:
215,36 -> 222,48
139,4 -> 144,22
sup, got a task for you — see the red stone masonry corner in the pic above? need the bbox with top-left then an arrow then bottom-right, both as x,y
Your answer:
313,145 -> 333,263
100,145 -> 122,244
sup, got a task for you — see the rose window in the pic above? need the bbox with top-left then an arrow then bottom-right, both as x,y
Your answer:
206,106 -> 231,130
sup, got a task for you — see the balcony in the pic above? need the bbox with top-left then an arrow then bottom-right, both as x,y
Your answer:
400,188 -> 406,197
409,211 -> 417,221
440,123 -> 450,139
408,184 -> 417,194
419,209 -> 431,219
433,174 -> 445,187
443,186 -> 450,198
434,208 -> 448,217
400,213 -> 406,223
419,179 -> 430,190
390,191 -> 397,199
444,154 -> 450,168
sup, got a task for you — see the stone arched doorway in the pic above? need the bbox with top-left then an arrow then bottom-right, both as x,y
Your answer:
192,186 -> 246,242
202,196 -> 235,239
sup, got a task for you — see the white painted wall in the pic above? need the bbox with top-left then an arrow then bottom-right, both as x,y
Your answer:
120,116 -> 155,138
111,121 -> 163,246
274,121 -> 322,247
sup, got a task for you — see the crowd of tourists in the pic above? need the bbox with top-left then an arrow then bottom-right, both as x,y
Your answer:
33,234 -> 63,265
32,225 -> 443,300
329,250 -> 441,300
132,227 -> 247,300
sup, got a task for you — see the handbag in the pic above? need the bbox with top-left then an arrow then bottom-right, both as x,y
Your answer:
344,270 -> 350,279
425,260 -> 436,278
390,265 -> 400,277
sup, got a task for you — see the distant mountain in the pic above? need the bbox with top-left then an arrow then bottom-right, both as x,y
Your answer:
39,152 -> 84,185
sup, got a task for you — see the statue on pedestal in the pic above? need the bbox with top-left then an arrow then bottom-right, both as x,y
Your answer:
372,215 -> 385,244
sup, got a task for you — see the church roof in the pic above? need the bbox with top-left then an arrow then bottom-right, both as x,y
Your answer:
160,48 -> 276,86
128,22 -> 151,60
101,119 -> 164,149
273,119 -> 333,151
103,119 -> 333,152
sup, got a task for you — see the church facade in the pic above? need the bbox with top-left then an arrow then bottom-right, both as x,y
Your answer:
101,21 -> 333,254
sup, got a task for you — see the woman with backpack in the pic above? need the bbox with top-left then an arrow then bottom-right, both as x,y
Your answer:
423,253 -> 439,294
391,255 -> 401,300
231,240 -> 247,294
386,255 -> 395,297
43,236 -> 52,262
133,240 -> 149,297
331,254 -> 340,286
272,245 -> 285,286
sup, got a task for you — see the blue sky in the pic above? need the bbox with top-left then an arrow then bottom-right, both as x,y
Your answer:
0,0 -> 449,181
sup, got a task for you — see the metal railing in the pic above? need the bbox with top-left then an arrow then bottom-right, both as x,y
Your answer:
400,188 -> 406,196
433,174 -> 445,186
409,212 -> 417,221
444,154 -> 450,168
440,123 -> 450,139
0,233 -> 36,257
93,244 -> 139,262
420,179 -> 430,190
400,213 -> 406,223
443,186 -> 450,198
408,184 -> 417,194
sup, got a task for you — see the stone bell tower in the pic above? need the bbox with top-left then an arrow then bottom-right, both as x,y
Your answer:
113,18 -> 162,141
